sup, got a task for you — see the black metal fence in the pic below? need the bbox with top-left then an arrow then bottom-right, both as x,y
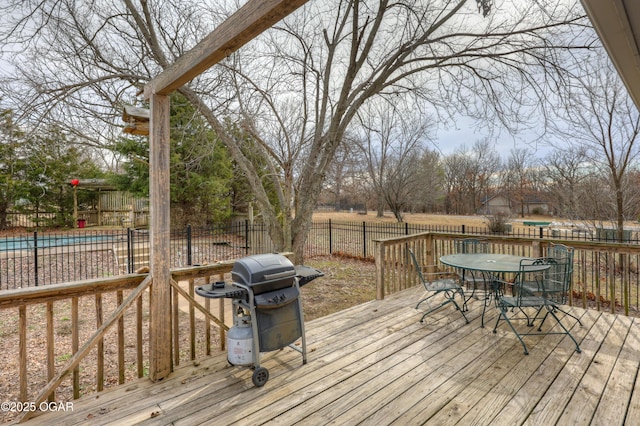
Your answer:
2,219 -> 640,290
0,221 -> 263,290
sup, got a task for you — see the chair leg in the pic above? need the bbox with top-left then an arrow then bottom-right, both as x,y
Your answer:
537,306 -> 583,331
543,306 -> 582,353
454,298 -> 469,324
493,307 -> 529,355
416,292 -> 437,309
419,297 -> 469,324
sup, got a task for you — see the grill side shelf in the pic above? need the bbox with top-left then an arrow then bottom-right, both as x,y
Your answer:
295,265 -> 324,286
195,283 -> 247,300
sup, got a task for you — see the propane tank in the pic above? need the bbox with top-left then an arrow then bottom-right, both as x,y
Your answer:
227,309 -> 254,366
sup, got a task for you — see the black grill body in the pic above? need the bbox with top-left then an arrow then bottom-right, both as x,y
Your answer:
195,253 -> 322,386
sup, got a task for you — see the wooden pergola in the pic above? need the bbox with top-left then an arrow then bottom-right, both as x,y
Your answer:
138,0 -> 640,383
141,0 -> 309,381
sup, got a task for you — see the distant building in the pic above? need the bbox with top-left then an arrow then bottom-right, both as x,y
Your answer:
479,195 -> 511,215
479,194 -> 552,216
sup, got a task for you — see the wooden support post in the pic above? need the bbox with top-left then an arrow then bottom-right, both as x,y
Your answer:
149,93 -> 172,381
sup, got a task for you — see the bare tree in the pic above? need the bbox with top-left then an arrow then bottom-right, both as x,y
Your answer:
355,101 -> 432,218
503,147 -> 538,217
382,149 -> 423,222
543,145 -> 592,220
410,150 -> 446,214
0,0 -> 591,261
322,134 -> 363,210
443,139 -> 501,215
442,151 -> 470,214
553,54 -> 640,240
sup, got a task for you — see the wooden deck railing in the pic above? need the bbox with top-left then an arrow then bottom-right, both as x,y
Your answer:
0,257 -> 260,423
374,232 -> 640,316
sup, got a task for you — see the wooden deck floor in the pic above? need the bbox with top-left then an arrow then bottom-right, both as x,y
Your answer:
24,286 -> 640,425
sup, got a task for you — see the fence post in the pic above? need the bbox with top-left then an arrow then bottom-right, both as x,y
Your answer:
127,228 -> 133,274
329,219 -> 333,255
405,222 -> 409,235
33,231 -> 39,287
245,220 -> 249,255
186,225 -> 192,266
363,221 -> 367,258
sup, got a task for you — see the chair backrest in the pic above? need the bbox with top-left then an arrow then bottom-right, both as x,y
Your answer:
408,249 -> 426,284
546,243 -> 574,303
514,257 -> 570,305
454,238 -> 489,254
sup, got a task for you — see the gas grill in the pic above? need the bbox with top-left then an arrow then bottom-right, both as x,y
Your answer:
195,253 -> 323,387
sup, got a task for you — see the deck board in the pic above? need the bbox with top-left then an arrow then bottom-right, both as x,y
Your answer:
24,286 -> 640,425
590,315 -> 639,426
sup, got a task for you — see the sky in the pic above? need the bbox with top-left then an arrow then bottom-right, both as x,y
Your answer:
0,0 -> 604,165
432,115 -> 554,160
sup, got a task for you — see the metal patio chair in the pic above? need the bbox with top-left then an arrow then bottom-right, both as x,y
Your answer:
493,257 -> 582,355
409,249 -> 469,324
521,243 -> 582,329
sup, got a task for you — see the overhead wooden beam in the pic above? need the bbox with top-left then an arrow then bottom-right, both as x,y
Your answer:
143,0 -> 309,98
581,0 -> 640,109
122,105 -> 150,136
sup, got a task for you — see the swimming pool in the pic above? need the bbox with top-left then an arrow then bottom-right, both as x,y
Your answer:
0,234 -> 116,252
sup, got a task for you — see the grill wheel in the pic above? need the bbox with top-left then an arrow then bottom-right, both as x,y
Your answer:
252,367 -> 269,387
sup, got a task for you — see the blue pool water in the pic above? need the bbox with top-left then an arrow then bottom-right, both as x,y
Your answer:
0,234 -> 115,252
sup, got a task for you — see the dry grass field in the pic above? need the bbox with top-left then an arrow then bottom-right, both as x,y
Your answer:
313,210 -> 491,225
312,210 -> 555,232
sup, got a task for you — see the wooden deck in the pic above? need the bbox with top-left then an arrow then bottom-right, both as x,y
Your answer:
24,286 -> 640,425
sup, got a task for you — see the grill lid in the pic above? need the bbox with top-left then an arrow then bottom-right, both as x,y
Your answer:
232,253 -> 296,294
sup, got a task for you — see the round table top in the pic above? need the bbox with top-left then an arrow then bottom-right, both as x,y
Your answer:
440,253 -> 548,273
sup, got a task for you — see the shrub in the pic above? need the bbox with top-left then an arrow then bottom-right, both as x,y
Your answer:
486,212 -> 511,233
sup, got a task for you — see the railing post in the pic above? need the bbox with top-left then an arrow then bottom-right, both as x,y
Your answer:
532,240 -> 542,258
33,231 -> 39,287
539,226 -> 543,239
462,224 -> 466,234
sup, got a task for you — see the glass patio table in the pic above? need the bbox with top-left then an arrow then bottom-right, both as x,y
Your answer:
440,253 -> 549,327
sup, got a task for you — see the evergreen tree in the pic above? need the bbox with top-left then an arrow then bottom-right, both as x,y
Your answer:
112,93 -> 235,227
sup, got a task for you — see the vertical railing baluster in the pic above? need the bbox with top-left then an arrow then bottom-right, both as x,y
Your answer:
117,290 -> 125,384
19,305 -> 27,401
72,296 -> 80,398
46,301 -> 55,402
95,293 -> 104,391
